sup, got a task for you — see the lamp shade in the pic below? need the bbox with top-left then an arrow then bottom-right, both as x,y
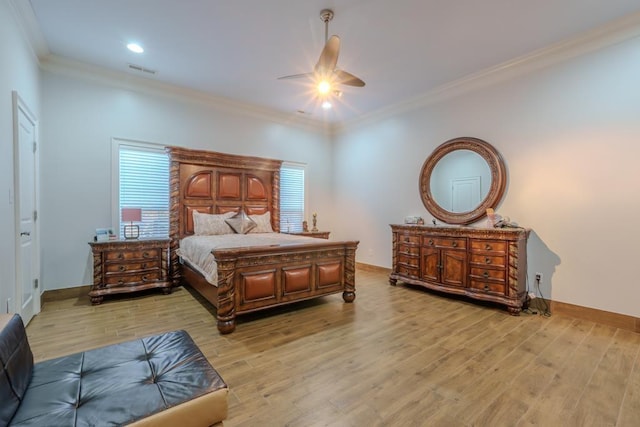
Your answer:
122,208 -> 142,222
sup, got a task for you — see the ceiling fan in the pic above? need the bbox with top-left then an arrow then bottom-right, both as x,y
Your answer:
278,9 -> 365,98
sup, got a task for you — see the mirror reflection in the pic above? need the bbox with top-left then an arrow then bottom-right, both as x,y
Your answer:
430,150 -> 491,213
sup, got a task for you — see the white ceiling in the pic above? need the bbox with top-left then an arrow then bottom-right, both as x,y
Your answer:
25,0 -> 640,123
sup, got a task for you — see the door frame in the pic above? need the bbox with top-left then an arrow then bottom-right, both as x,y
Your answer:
12,90 -> 41,321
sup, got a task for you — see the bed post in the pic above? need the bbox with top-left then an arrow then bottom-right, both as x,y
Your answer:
168,154 -> 182,288
215,255 -> 238,334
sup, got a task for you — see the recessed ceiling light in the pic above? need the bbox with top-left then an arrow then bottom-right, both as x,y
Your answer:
127,43 -> 144,53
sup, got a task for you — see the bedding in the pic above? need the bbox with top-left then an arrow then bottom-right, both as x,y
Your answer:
177,233 -> 323,285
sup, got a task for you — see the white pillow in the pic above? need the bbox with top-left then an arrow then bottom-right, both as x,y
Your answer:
193,211 -> 235,235
249,211 -> 274,233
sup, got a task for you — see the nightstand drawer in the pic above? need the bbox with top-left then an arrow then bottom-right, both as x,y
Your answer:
105,248 -> 160,262
104,261 -> 160,274
104,271 -> 162,286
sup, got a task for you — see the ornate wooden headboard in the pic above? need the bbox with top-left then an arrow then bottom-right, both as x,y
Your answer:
165,146 -> 283,283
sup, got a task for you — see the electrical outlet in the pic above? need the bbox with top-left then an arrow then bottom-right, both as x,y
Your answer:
528,292 -> 536,300
535,273 -> 542,282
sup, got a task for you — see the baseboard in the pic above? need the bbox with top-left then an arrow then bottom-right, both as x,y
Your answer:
41,285 -> 91,303
529,297 -> 640,333
356,262 -> 391,274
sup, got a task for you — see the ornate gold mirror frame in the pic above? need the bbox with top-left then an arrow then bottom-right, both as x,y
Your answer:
419,137 -> 507,225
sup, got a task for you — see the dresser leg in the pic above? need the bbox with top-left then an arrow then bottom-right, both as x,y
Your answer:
217,318 -> 236,334
342,291 -> 355,303
389,278 -> 397,286
90,295 -> 103,305
507,306 -> 522,316
162,287 -> 172,295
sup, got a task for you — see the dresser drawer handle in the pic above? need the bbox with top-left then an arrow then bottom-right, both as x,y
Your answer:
119,265 -> 126,271
484,284 -> 489,291
428,239 -> 434,246
142,251 -> 150,258
452,242 -> 457,247
485,244 -> 491,250
141,263 -> 147,269
117,253 -> 124,260
485,257 -> 491,264
483,271 -> 489,279
142,275 -> 149,282
118,280 -> 124,285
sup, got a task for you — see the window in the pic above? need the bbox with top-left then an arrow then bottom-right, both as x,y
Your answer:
113,139 -> 169,238
280,163 -> 305,232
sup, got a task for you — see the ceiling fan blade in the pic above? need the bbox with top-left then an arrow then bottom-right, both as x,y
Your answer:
277,72 -> 314,80
334,70 -> 365,87
315,35 -> 340,74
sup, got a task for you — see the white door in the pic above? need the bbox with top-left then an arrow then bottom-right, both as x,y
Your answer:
13,92 -> 40,324
451,176 -> 481,212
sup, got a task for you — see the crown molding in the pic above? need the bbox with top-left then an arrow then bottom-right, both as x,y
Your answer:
40,55 -> 332,135
335,11 -> 640,135
7,0 -> 49,60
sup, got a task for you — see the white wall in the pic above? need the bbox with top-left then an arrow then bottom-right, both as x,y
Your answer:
39,71 -> 333,290
0,1 -> 41,313
333,36 -> 640,317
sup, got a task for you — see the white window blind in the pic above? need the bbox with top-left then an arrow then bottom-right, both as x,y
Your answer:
118,144 -> 169,238
280,163 -> 305,233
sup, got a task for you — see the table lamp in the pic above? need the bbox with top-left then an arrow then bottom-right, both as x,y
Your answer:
122,208 -> 142,239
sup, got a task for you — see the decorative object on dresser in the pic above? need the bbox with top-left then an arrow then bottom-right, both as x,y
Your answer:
390,225 -> 529,314
121,207 -> 142,239
288,231 -> 330,239
88,238 -> 171,304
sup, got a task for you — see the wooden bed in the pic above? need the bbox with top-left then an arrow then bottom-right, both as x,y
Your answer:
166,147 -> 358,334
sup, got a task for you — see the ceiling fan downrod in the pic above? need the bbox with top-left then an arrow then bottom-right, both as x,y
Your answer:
320,9 -> 334,43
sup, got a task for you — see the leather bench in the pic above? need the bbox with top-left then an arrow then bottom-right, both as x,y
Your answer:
0,314 -> 228,426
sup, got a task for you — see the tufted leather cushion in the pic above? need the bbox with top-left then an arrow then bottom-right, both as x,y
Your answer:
0,314 -> 34,426
8,329 -> 227,426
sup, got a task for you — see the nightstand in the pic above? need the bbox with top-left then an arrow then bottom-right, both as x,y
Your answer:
88,238 -> 171,304
287,231 -> 330,239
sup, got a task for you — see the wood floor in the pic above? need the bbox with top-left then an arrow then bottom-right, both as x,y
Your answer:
27,268 -> 640,426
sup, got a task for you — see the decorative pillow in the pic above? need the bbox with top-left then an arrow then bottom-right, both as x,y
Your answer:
193,211 -> 235,235
249,211 -> 274,233
225,210 -> 257,234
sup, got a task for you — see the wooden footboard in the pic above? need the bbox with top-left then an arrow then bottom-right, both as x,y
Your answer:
186,240 -> 358,334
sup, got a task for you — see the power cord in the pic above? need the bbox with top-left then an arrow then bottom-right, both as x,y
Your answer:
523,272 -> 551,317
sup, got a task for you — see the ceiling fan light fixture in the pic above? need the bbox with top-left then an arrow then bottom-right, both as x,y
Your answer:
317,80 -> 332,95
321,100 -> 332,110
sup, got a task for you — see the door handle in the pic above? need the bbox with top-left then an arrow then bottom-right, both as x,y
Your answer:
20,231 -> 30,236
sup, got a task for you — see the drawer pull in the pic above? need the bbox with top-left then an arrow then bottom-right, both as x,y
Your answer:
484,284 -> 489,291
428,239 -> 434,246
483,271 -> 489,279
452,241 -> 458,247
142,263 -> 147,269
119,265 -> 126,271
142,275 -> 149,282
118,280 -> 124,285
485,257 -> 491,264
117,253 -> 124,260
143,251 -> 150,258
485,244 -> 491,250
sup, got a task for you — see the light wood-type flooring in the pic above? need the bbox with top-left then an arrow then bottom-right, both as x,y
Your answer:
26,268 -> 640,426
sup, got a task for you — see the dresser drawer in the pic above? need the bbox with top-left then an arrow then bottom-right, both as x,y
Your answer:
397,244 -> 420,256
469,279 -> 506,295
423,237 -> 466,250
397,233 -> 420,245
104,271 -> 162,287
396,265 -> 420,278
397,254 -> 419,268
469,267 -> 506,283
470,239 -> 507,254
469,254 -> 506,269
104,260 -> 160,274
105,248 -> 160,262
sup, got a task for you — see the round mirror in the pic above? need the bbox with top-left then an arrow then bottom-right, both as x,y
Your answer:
419,137 -> 506,225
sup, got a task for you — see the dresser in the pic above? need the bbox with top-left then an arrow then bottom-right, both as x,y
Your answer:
390,225 -> 529,314
88,238 -> 171,304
